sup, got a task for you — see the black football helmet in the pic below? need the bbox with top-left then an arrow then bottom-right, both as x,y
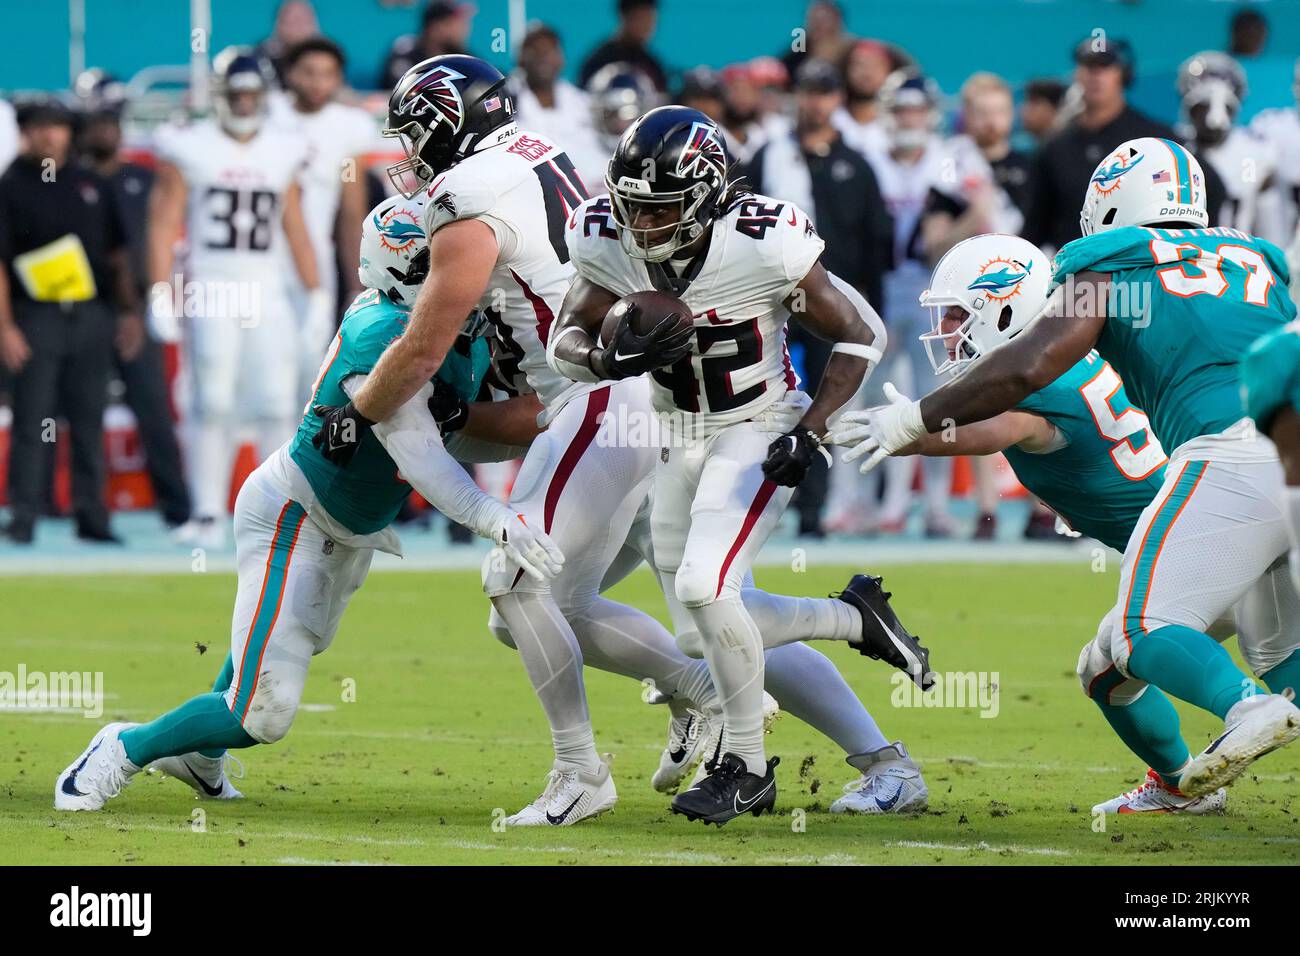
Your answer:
383,54 -> 516,197
604,106 -> 732,262
211,47 -> 274,138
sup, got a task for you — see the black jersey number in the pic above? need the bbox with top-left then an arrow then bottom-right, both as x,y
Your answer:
651,317 -> 766,414
734,200 -> 786,240
204,187 -> 278,252
533,154 -> 589,263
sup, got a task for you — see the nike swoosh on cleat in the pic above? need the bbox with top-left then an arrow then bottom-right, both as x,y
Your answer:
733,778 -> 775,814
1205,725 -> 1237,755
867,606 -> 920,670
61,739 -> 103,797
874,778 -> 906,811
184,761 -> 225,797
545,794 -> 584,825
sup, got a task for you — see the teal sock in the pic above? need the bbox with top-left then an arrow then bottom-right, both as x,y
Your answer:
1262,649 -> 1300,697
120,692 -> 257,767
198,652 -> 236,760
1095,688 -> 1191,786
1127,625 -> 1260,719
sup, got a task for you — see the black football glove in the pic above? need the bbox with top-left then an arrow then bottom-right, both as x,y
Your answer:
311,401 -> 375,467
762,426 -> 830,487
591,303 -> 694,380
428,378 -> 470,437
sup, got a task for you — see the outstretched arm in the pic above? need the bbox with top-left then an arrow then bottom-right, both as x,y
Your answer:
899,410 -> 1057,457
918,272 -> 1107,431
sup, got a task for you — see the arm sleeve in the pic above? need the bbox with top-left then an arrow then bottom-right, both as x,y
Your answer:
342,375 -> 512,539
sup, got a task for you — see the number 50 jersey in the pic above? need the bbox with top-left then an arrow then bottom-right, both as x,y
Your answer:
153,119 -> 308,281
566,191 -> 825,430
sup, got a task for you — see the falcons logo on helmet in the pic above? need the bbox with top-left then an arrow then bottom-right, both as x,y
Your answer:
675,121 -> 727,182
404,65 -> 468,131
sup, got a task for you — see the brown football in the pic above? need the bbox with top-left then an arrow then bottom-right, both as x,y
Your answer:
600,290 -> 694,347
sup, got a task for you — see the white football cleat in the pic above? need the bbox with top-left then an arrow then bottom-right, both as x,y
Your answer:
830,741 -> 928,814
1092,769 -> 1226,815
149,751 -> 245,800
54,722 -> 141,811
172,516 -> 226,550
1180,692 -> 1300,797
652,705 -> 709,794
689,691 -> 781,788
505,760 -> 617,826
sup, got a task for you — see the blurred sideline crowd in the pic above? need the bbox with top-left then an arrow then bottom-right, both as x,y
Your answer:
1,0 -> 1299,547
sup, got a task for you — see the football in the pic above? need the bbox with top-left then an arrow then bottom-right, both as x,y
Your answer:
599,289 -> 694,347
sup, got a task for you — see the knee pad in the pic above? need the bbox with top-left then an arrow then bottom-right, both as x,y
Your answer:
487,606 -> 517,650
674,566 -> 717,609
238,679 -> 302,744
675,627 -> 705,659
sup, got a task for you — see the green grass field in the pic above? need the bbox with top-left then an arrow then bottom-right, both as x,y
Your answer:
4,562 -> 1299,865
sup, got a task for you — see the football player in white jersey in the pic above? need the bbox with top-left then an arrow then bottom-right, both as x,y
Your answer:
1178,51 -> 1278,237
313,63 -> 926,826
1249,58 -> 1300,249
148,47 -> 330,549
548,106 -> 890,824
269,37 -> 379,400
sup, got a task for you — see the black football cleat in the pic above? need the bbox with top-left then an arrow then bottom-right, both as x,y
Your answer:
835,574 -> 933,690
671,752 -> 778,826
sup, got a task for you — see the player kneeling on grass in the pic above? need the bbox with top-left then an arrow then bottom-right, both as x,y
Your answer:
54,196 -> 562,811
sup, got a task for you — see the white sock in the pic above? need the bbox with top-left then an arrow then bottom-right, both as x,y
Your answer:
688,596 -> 767,774
741,587 -> 861,649
764,643 -> 889,757
492,591 -> 599,772
189,418 -> 234,519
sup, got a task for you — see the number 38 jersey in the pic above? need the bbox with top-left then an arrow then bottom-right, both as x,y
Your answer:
418,128 -> 597,424
153,120 -> 308,281
566,191 -> 825,429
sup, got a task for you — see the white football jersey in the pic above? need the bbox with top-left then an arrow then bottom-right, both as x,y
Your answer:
268,99 -> 379,292
509,76 -> 609,195
153,120 -> 308,281
1249,107 -> 1300,246
1201,127 -> 1278,235
566,191 -> 824,429
420,127 -> 596,423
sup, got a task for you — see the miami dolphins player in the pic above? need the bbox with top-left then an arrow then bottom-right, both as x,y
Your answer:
53,196 -> 563,810
833,137 -> 1300,801
1243,322 -> 1300,598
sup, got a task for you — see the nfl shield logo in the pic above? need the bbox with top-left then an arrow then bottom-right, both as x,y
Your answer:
661,447 -> 670,463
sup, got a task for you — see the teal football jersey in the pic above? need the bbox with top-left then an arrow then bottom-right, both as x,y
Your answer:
1241,320 -> 1300,432
1052,225 -> 1296,453
1006,352 -> 1167,552
288,290 -> 490,535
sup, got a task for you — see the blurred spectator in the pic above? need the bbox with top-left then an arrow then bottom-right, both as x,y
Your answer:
719,58 -> 791,162
1026,37 -> 1193,252
779,1 -> 852,84
743,59 -> 890,536
1019,78 -> 1067,146
254,0 -> 321,84
269,37 -> 374,396
380,0 -> 474,91
0,99 -> 140,544
75,73 -> 192,530
510,24 -> 606,191
832,39 -> 897,157
578,0 -> 667,92
586,62 -> 661,155
1249,60 -> 1300,246
1228,7 -> 1268,58
1178,51 -> 1278,237
676,67 -> 726,122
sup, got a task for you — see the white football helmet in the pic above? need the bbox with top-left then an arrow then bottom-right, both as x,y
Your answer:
358,195 -> 429,307
1079,136 -> 1208,236
918,233 -> 1051,377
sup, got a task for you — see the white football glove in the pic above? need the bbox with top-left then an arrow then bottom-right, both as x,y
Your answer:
493,512 -> 565,582
146,283 -> 182,344
827,382 -> 927,474
302,288 -> 336,356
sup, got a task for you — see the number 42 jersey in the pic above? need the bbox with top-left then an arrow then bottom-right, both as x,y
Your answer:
565,192 -> 825,430
153,119 -> 308,282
